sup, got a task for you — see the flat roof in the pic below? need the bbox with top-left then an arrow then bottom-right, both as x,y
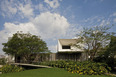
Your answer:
59,39 -> 79,45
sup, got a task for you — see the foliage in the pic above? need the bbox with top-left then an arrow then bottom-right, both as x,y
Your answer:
0,68 -> 113,77
76,25 -> 113,61
94,36 -> 116,69
107,36 -> 116,65
2,31 -> 49,63
71,61 -> 111,75
0,64 -> 24,73
0,58 -> 6,65
39,60 -> 111,75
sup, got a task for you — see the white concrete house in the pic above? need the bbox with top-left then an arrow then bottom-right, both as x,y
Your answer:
58,39 -> 83,52
57,39 -> 86,61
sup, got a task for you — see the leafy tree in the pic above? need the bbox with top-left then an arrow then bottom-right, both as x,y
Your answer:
76,26 -> 113,61
104,36 -> 116,68
2,31 -> 49,63
94,36 -> 116,69
108,36 -> 116,58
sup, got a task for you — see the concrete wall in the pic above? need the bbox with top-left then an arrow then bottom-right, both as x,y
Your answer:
48,52 -> 87,62
6,55 -> 15,63
58,40 -> 83,52
12,52 -> 87,63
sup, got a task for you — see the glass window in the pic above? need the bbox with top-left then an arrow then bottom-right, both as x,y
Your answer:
62,46 -> 71,49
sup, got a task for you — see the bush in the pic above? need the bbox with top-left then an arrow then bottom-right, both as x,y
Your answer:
40,60 -> 111,75
70,61 -> 111,75
1,64 -> 24,73
0,58 -> 6,65
0,68 -> 2,72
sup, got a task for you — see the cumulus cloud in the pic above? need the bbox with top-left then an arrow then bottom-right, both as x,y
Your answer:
0,12 -> 70,54
44,0 -> 60,8
4,22 -> 38,35
0,22 -> 38,54
32,12 -> 69,39
2,12 -> 69,40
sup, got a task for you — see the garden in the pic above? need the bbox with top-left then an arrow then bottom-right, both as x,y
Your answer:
39,60 -> 111,75
0,25 -> 115,77
0,60 -> 116,77
0,67 -> 115,77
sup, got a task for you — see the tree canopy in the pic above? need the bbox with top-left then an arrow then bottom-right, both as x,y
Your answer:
94,36 -> 116,68
76,26 -> 114,61
2,31 -> 49,63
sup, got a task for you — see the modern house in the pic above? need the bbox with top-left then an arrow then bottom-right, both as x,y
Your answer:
6,39 -> 87,63
56,39 -> 87,61
58,39 -> 82,52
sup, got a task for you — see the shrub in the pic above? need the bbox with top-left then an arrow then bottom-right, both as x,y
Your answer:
1,64 -> 24,73
40,60 -> 111,75
70,61 -> 111,75
0,58 -> 6,65
0,68 -> 2,72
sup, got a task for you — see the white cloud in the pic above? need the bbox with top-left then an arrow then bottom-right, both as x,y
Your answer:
82,16 -> 111,27
0,12 -> 70,54
38,4 -> 44,10
99,20 -> 105,26
19,4 -> 33,18
4,22 -> 38,35
84,16 -> 99,23
44,0 -> 60,8
112,12 -> 116,16
0,22 -> 38,54
0,0 -> 17,17
32,12 -> 69,39
35,3 -> 49,12
113,18 -> 116,23
0,0 -> 34,18
110,12 -> 116,17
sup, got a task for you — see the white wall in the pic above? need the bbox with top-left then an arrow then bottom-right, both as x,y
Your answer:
5,55 -> 15,63
58,40 -> 83,52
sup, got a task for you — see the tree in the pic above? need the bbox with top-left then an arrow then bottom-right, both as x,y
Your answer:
76,26 -> 113,61
94,36 -> 116,69
2,31 -> 49,63
104,36 -> 116,68
108,36 -> 116,58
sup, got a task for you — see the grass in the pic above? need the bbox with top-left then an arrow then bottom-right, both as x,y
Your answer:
0,68 -> 115,77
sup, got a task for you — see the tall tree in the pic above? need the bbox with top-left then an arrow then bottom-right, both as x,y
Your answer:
108,36 -> 116,57
76,26 -> 113,61
105,36 -> 116,67
95,36 -> 116,68
2,31 -> 49,63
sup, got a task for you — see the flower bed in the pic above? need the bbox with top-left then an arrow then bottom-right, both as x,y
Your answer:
39,61 -> 111,75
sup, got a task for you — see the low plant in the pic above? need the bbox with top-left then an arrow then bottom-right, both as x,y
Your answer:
0,58 -> 6,65
1,64 -> 24,73
69,61 -> 111,75
40,61 -> 111,75
0,68 -> 2,72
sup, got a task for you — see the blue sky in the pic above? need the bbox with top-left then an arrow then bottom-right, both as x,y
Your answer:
0,0 -> 116,54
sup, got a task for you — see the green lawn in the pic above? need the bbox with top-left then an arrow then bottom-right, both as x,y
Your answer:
0,68 -> 115,77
